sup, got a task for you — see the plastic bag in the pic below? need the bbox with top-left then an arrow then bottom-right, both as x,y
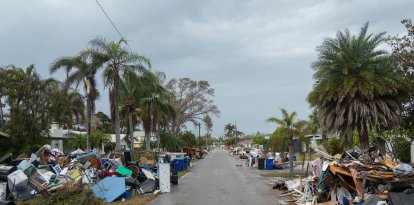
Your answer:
393,163 -> 413,176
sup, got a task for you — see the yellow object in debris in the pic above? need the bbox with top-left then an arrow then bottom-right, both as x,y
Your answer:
71,169 -> 81,184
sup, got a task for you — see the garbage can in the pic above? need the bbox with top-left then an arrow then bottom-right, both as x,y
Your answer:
258,158 -> 265,170
173,159 -> 182,172
265,159 -> 273,170
176,158 -> 186,170
183,157 -> 189,170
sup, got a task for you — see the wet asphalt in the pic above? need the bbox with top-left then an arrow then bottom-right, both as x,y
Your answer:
149,149 -> 281,205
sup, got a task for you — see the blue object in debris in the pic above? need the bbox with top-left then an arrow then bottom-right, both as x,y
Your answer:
92,177 -> 125,203
265,159 -> 273,170
75,151 -> 97,160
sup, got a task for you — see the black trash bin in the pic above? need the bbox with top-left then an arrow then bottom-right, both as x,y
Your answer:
258,158 -> 265,170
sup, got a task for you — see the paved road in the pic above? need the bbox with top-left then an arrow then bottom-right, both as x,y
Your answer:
150,149 -> 280,205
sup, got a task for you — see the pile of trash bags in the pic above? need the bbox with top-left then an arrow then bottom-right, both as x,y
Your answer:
273,142 -> 414,205
0,145 -> 176,204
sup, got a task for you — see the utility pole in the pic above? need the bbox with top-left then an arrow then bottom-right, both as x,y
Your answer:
198,122 -> 201,145
235,121 -> 238,146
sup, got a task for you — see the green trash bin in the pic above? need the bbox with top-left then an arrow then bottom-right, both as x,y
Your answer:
258,158 -> 265,170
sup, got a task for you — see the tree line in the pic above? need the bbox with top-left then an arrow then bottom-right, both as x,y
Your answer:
223,20 -> 414,169
0,38 -> 219,155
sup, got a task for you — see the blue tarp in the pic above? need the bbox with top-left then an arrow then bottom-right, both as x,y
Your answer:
92,177 -> 125,203
75,151 -> 97,160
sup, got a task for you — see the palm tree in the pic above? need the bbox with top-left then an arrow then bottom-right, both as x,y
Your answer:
49,87 -> 85,128
307,22 -> 406,149
224,123 -> 236,139
4,65 -> 57,153
138,71 -> 175,152
203,115 -> 213,146
86,38 -> 150,151
67,134 -> 86,150
90,130 -> 111,151
267,108 -> 303,176
50,55 -> 100,151
120,70 -> 141,155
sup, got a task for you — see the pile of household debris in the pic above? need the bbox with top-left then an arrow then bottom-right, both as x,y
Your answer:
273,141 -> 414,205
0,145 -> 185,204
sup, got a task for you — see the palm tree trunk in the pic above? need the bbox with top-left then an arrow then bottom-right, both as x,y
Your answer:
322,132 -> 327,142
359,123 -> 369,149
156,124 -> 160,153
128,111 -> 135,160
288,136 -> 294,177
113,86 -> 122,151
145,129 -> 151,152
86,98 -> 92,152
145,106 -> 152,152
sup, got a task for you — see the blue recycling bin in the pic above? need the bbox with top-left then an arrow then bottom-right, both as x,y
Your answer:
182,157 -> 189,170
176,158 -> 186,171
265,159 -> 273,170
173,159 -> 182,172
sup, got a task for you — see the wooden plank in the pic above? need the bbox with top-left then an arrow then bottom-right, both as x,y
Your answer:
29,178 -> 52,200
329,164 -> 352,177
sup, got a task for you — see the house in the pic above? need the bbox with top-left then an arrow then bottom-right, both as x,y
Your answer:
47,122 -> 159,153
109,131 -> 147,151
238,140 -> 253,148
49,122 -> 71,152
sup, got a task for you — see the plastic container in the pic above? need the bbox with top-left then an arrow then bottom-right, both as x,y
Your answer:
116,166 -> 133,177
265,159 -> 273,170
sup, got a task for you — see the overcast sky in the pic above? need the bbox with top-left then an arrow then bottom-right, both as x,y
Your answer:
1,0 -> 413,136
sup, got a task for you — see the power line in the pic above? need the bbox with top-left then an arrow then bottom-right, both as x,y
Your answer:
95,0 -> 133,51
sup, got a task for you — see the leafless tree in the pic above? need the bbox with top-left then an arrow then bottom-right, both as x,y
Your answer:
165,78 -> 220,133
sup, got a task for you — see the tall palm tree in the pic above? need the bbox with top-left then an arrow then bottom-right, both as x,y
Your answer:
139,71 -> 175,152
267,108 -> 302,176
120,70 -> 141,155
86,38 -> 150,151
203,115 -> 213,146
50,55 -> 100,151
307,22 -> 406,149
224,123 -> 236,139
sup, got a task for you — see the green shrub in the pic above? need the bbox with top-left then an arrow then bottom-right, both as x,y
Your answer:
327,137 -> 341,155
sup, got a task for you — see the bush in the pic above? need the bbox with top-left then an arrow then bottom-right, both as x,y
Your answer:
327,137 -> 341,155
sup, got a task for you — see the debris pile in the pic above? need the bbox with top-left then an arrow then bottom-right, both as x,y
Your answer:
0,145 -> 189,204
273,141 -> 414,205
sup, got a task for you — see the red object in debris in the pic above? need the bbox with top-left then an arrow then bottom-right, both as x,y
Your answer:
107,170 -> 117,176
313,177 -> 318,186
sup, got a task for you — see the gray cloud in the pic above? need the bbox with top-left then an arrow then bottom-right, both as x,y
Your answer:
1,0 -> 413,136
